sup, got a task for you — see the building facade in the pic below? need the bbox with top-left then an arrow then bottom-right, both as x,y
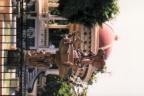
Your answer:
0,0 -> 17,95
0,0 -> 69,95
0,0 -> 116,95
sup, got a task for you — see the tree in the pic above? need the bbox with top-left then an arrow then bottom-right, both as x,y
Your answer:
58,0 -> 119,27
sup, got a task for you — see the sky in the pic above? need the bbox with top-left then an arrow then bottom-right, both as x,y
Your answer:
88,0 -> 144,96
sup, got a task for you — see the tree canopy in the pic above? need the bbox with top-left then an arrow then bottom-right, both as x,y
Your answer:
58,0 -> 119,27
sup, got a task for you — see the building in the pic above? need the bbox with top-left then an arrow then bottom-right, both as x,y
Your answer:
0,0 -> 116,95
0,0 -> 17,95
0,0 -> 69,95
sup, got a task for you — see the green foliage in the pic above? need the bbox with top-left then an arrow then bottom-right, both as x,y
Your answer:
49,7 -> 61,15
58,82 -> 72,96
88,72 -> 97,85
83,87 -> 88,96
38,73 -> 101,96
58,0 -> 119,27
38,75 -> 72,96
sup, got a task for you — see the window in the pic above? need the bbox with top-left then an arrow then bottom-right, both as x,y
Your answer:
0,0 -> 17,95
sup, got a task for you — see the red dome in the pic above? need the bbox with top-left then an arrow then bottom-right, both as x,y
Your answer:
99,23 -> 117,59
